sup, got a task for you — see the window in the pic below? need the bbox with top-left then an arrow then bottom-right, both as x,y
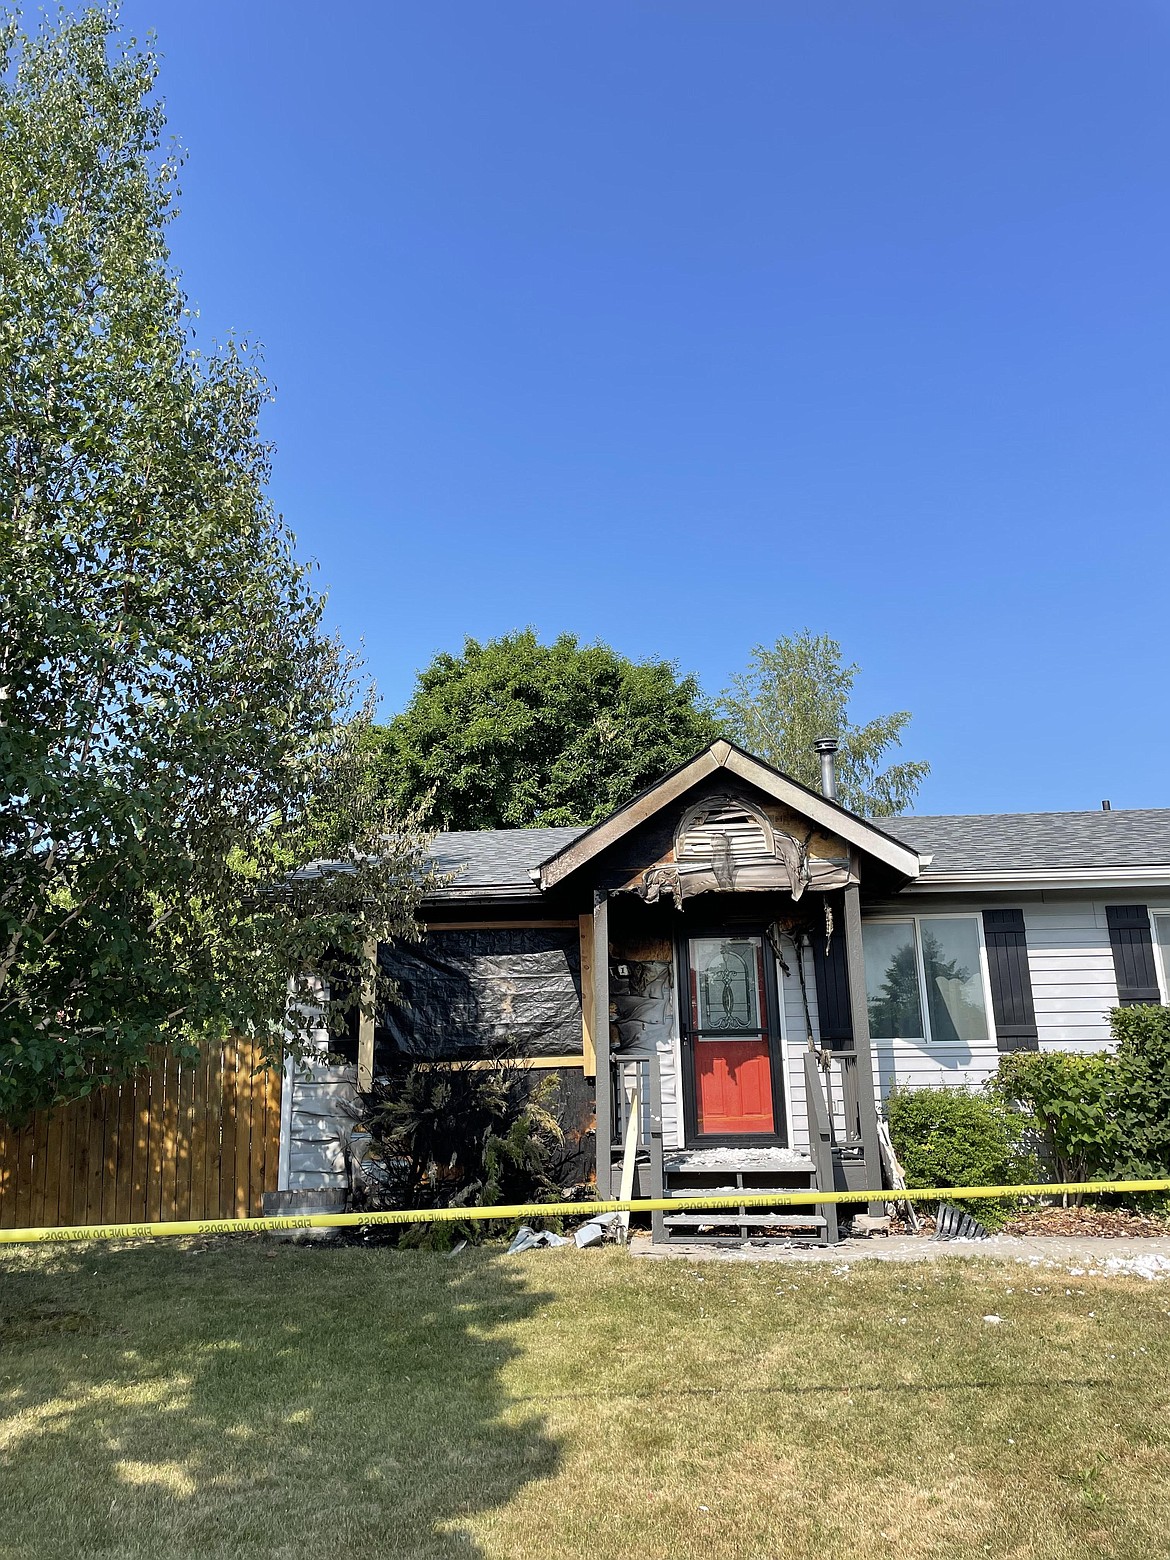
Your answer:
863,922 -> 922,1039
864,915 -> 991,1043
1154,912 -> 1170,1003
691,938 -> 763,1032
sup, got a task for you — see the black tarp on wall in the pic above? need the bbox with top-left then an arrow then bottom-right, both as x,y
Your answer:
377,928 -> 583,1059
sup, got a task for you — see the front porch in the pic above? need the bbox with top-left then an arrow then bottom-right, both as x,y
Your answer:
589,888 -> 885,1246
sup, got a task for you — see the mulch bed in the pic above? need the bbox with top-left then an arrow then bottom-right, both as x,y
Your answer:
885,1202 -> 1170,1238
998,1203 -> 1170,1238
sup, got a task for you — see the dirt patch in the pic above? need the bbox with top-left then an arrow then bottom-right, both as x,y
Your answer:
0,1304 -> 98,1341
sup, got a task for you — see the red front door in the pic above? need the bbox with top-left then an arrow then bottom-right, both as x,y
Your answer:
687,935 -> 778,1138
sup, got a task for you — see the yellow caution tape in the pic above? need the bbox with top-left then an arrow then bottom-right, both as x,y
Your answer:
1,1179 -> 1168,1245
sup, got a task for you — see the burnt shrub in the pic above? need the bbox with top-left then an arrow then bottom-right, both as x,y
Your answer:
349,1049 -> 578,1247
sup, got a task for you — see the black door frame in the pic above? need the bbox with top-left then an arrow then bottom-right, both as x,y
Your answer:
676,925 -> 788,1148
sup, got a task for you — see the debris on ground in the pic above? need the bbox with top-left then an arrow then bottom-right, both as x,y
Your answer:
1019,1248 -> 1170,1281
850,1213 -> 891,1239
885,1202 -> 1170,1240
574,1211 -> 621,1249
506,1226 -> 570,1255
1094,1252 -> 1170,1280
933,1204 -> 990,1241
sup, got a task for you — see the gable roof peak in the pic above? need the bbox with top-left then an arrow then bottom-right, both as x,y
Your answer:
536,738 -> 922,888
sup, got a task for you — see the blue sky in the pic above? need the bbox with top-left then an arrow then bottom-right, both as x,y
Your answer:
116,1 -> 1169,815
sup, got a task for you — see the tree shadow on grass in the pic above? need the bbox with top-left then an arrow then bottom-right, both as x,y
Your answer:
0,1239 -> 560,1558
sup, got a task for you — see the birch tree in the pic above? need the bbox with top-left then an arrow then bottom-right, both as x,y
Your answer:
721,631 -> 929,816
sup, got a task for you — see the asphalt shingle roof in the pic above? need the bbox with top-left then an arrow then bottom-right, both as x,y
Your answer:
878,809 -> 1170,875
429,827 -> 586,896
427,808 -> 1170,894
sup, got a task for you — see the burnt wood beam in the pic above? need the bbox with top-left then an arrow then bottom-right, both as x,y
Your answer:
843,868 -> 883,1216
358,936 -> 377,1094
647,1051 -> 666,1244
421,919 -> 580,931
579,913 -> 597,1076
592,891 -> 612,1197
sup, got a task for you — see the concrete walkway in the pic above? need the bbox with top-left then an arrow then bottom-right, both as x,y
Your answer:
629,1230 -> 1170,1279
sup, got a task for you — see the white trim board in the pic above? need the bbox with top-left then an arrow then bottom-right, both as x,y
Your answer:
905,868 -> 1170,894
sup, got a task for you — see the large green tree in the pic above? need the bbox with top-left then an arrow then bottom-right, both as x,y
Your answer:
0,10 -> 430,1121
720,630 -> 929,816
379,631 -> 723,829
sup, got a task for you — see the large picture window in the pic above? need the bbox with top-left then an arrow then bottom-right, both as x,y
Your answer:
864,915 -> 991,1043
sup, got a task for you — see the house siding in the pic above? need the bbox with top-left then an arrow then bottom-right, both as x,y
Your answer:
780,939 -> 818,1150
285,1056 -> 357,1190
277,892 -> 1170,1189
279,986 -> 358,1194
1026,901 -> 1119,1049
859,894 -> 1170,1105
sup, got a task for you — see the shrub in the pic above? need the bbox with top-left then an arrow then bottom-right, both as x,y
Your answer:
993,1051 -> 1119,1192
992,1017 -> 1170,1213
886,1085 -> 1037,1229
351,1049 -> 572,1247
1110,1005 -> 1170,1182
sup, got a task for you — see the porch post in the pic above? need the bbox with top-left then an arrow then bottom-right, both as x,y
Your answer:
592,890 -> 612,1197
842,868 -> 883,1215
357,936 -> 377,1093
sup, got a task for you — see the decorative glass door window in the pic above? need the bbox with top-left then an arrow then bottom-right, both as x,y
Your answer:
687,936 -> 775,1136
863,916 -> 991,1043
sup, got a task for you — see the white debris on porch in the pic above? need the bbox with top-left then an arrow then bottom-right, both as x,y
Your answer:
664,1146 -> 816,1173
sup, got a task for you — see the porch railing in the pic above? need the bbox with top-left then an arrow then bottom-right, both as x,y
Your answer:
807,1044 -> 885,1210
608,1049 -> 665,1242
819,1048 -> 866,1151
802,1049 -> 839,1243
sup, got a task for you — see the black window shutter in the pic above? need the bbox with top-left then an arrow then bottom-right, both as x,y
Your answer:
811,915 -> 853,1049
982,909 -> 1039,1052
1106,905 -> 1161,1006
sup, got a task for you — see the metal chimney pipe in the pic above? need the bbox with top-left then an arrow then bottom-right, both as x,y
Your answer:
813,737 -> 839,801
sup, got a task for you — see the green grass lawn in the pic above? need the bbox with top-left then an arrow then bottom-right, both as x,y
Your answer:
1,1239 -> 1169,1559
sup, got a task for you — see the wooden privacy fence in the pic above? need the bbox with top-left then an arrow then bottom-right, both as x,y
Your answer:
0,1037 -> 282,1230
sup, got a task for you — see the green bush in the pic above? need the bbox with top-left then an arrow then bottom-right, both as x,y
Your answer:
886,1085 -> 1037,1229
992,1012 -> 1170,1210
993,1050 -> 1119,1188
1111,1005 -> 1170,1182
